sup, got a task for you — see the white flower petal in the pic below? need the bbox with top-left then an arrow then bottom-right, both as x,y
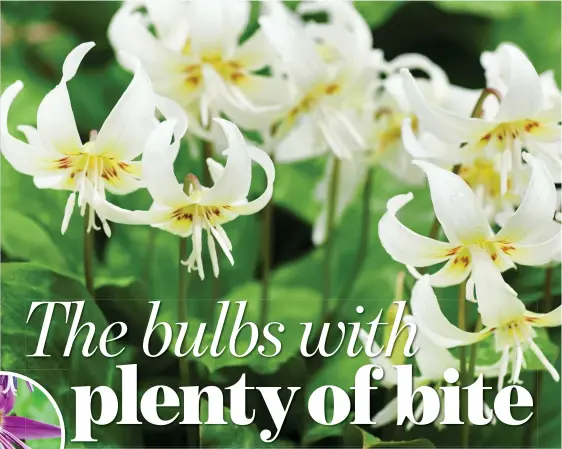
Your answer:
495,152 -> 557,244
234,29 -> 275,70
229,145 -> 275,216
506,230 -> 560,266
141,120 -> 189,207
401,68 -> 491,144
414,160 -> 493,244
404,316 -> 460,380
526,306 -> 562,328
470,247 -> 526,329
494,44 -> 543,122
206,158 -> 225,184
388,54 -> 449,101
372,397 -> 399,428
259,1 -> 327,92
410,275 -> 488,348
274,115 -> 327,163
154,94 -> 188,142
91,191 -> 169,226
378,193 -> 459,267
201,66 -> 285,130
36,43 -> 94,154
201,118 -> 252,205
187,0 -> 249,57
95,56 -> 157,160
0,82 -> 56,176
108,4 -> 183,69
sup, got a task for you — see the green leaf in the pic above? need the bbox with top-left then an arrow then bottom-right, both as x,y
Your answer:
193,283 -> 322,374
354,1 -> 404,28
434,0 -> 536,19
344,424 -> 435,448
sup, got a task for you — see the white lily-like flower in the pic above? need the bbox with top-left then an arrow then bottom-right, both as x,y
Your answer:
91,118 -> 274,280
0,42 -> 185,237
411,249 -> 562,390
109,0 -> 287,136
260,0 -> 371,161
402,119 -> 530,226
310,52 -> 482,245
359,317 -> 497,430
378,153 -> 560,292
401,44 -> 561,193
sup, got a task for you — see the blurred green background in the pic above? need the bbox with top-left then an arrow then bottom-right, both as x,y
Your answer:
1,1 -> 561,448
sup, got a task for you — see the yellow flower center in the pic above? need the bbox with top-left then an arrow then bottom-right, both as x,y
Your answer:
477,119 -> 542,150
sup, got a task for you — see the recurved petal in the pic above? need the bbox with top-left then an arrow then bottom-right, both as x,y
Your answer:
401,68 -> 491,144
410,275 -> 489,348
495,152 -> 557,244
470,247 -> 527,329
414,160 -> 493,245
206,158 -> 225,184
95,56 -> 156,160
37,43 -> 93,153
2,416 -> 60,440
494,44 -> 543,122
1,82 -> 56,177
526,305 -> 562,328
141,120 -> 188,207
235,29 -> 275,70
229,145 -> 275,216
200,118 -> 252,206
378,193 -> 460,267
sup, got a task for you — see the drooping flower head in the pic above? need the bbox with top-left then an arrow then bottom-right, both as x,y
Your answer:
401,44 -> 561,193
411,251 -> 561,390
0,42 -> 186,237
260,0 -> 374,161
92,118 -> 275,280
109,0 -> 286,137
378,153 -> 560,296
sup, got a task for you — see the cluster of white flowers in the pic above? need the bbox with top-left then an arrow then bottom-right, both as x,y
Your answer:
1,0 -> 560,412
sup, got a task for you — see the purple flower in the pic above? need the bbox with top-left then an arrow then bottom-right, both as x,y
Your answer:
0,376 -> 60,448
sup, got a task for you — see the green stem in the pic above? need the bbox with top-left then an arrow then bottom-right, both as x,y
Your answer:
202,139 -> 213,186
523,265 -> 554,447
470,87 -> 502,118
328,167 -> 374,322
322,158 -> 341,318
458,282 -> 469,448
83,207 -> 95,298
464,316 -> 482,446
259,191 -> 274,332
178,177 -> 199,447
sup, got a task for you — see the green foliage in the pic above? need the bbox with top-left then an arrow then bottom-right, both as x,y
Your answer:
1,1 -> 561,448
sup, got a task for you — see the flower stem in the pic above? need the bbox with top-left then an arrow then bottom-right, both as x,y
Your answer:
259,189 -> 275,333
143,227 -> 158,292
203,139 -> 218,323
178,178 -> 198,447
83,207 -> 95,298
328,167 -> 374,322
464,315 -> 483,446
458,281 -> 469,448
523,265 -> 554,447
322,158 -> 341,318
202,139 -> 213,186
